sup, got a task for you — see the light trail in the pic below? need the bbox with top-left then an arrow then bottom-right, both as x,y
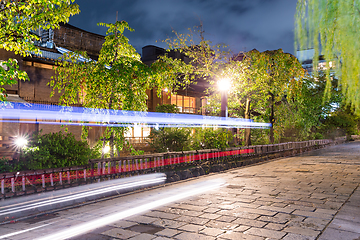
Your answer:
0,173 -> 166,218
0,102 -> 271,128
34,179 -> 226,240
0,119 -> 262,128
0,223 -> 53,239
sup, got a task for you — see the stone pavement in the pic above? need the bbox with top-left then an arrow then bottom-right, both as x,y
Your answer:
1,141 -> 359,240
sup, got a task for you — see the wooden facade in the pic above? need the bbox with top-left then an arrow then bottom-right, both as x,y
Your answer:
0,27 -> 209,159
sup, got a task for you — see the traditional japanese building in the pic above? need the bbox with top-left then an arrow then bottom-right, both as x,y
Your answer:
0,24 -> 211,159
0,23 -> 109,158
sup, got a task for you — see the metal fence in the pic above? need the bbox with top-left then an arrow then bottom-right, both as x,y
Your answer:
0,138 -> 345,199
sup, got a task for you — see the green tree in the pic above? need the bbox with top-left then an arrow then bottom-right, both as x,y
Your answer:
159,25 -> 248,96
51,21 -> 176,157
244,49 -> 305,143
0,0 -> 79,100
295,0 -> 360,113
160,25 -> 252,146
203,73 -> 265,146
205,49 -> 305,144
275,73 -> 342,142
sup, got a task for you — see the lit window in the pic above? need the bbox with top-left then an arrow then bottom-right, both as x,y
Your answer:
171,94 -> 196,113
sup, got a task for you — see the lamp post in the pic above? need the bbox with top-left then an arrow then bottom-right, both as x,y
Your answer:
217,78 -> 231,118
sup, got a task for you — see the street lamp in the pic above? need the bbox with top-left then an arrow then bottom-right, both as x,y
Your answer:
103,144 -> 110,154
14,136 -> 27,149
14,136 -> 28,162
217,78 -> 231,118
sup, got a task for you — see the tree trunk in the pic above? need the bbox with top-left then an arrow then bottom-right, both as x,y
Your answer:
110,133 -> 114,158
269,93 -> 275,144
244,98 -> 251,146
108,98 -> 115,158
101,138 -> 105,159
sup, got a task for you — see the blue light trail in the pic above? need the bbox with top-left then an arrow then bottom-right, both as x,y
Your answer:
0,102 -> 271,128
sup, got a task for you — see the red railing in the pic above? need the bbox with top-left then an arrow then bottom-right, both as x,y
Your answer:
1,138 -> 343,199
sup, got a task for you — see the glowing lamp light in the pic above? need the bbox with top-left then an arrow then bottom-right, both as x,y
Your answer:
15,137 -> 27,148
217,78 -> 231,92
102,145 -> 110,154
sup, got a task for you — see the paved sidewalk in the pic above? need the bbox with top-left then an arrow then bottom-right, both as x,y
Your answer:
1,141 -> 359,240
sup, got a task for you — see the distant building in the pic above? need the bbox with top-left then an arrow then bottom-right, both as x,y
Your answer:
296,49 -> 335,74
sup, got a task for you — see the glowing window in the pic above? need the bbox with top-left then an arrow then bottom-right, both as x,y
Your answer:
171,94 -> 196,113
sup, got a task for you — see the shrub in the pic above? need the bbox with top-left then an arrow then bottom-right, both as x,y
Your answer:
191,128 -> 233,150
148,128 -> 191,152
0,157 -> 11,173
21,131 -> 97,170
155,104 -> 179,113
320,109 -> 359,139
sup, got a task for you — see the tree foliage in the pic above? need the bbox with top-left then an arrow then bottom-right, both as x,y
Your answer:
0,0 -> 79,100
51,21 -> 178,157
295,0 -> 360,113
160,25 -> 248,93
243,49 -> 305,143
275,73 -> 342,142
206,49 -> 305,144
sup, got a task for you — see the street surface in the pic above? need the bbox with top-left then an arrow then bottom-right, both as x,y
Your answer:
0,141 -> 359,240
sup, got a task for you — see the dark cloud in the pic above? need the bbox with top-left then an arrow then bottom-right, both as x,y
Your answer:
70,0 -> 298,55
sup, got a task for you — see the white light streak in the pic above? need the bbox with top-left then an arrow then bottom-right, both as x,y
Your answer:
0,223 -> 52,239
35,179 -> 226,240
0,174 -> 166,217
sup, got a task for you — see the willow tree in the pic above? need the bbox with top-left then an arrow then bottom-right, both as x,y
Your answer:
295,0 -> 360,113
0,0 -> 79,100
51,21 -> 175,157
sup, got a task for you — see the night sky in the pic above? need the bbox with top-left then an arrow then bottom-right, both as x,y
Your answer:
69,0 -> 298,56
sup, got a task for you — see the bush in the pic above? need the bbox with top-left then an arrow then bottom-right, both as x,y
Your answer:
320,109 -> 359,139
148,128 -> 191,152
313,132 -> 323,140
155,104 -> 179,113
21,131 -> 97,170
191,128 -> 233,150
0,157 -> 11,173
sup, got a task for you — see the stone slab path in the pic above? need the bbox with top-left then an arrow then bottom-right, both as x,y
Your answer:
1,141 -> 359,240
